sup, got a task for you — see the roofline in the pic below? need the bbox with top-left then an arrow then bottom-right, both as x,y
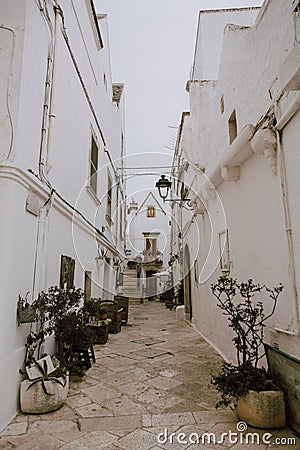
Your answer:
135,192 -> 167,216
199,6 -> 261,14
174,111 -> 190,158
191,6 -> 261,80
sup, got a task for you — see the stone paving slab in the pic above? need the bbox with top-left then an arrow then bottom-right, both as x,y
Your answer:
116,428 -> 155,450
193,409 -> 236,424
1,301 -> 298,449
144,375 -> 183,391
27,419 -> 78,435
79,415 -> 143,432
61,430 -> 118,449
12,434 -> 65,450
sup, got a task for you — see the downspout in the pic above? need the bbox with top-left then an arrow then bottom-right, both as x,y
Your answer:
38,2 -> 55,189
273,125 -> 300,335
32,2 -> 57,299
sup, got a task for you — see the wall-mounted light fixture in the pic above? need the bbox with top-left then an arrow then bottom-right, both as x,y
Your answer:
155,175 -> 172,200
155,175 -> 193,210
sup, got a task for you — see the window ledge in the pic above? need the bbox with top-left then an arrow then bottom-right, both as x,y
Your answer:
86,186 -> 101,206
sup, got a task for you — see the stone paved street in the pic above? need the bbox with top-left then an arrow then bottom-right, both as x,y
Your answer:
0,301 -> 298,449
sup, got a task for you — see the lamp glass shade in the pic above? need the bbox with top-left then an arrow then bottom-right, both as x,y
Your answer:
156,175 -> 171,200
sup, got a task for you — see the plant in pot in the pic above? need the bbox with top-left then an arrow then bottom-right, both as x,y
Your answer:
20,307 -> 68,414
83,298 -> 110,344
20,354 -> 69,414
83,298 -> 108,322
17,292 -> 36,325
34,286 -> 85,363
211,276 -> 286,428
34,286 -> 95,376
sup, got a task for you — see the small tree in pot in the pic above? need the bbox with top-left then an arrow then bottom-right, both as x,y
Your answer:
211,276 -> 285,428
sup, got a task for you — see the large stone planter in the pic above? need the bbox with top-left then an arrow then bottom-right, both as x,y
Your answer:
20,375 -> 69,414
235,389 -> 286,428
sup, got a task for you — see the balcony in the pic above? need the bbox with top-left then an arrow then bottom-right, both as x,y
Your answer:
142,250 -> 163,265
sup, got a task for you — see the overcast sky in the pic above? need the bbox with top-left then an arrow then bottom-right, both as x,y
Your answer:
95,0 -> 263,160
94,0 -> 263,205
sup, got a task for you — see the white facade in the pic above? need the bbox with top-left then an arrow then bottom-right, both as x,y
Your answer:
127,192 -> 169,265
126,192 -> 171,298
172,0 -> 300,365
0,0 -> 125,430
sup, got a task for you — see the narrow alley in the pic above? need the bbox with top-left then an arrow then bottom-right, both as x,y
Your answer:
0,301 -> 296,449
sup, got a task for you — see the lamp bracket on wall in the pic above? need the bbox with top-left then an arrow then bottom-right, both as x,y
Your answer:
155,175 -> 193,210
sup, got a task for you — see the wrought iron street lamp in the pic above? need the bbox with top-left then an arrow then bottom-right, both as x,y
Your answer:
155,174 -> 193,209
155,175 -> 172,200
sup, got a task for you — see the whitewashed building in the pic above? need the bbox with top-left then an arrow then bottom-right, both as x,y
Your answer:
0,0 -> 126,430
124,192 -> 170,300
172,0 -> 300,369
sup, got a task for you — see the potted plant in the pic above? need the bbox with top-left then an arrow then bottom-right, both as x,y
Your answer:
211,276 -> 286,428
20,355 -> 68,414
17,293 -> 36,325
20,308 -> 69,414
34,286 -> 86,364
83,298 -> 108,322
21,286 -> 94,380
83,299 -> 110,344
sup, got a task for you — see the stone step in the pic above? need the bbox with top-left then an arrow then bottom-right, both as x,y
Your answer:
128,298 -> 142,305
122,290 -> 140,296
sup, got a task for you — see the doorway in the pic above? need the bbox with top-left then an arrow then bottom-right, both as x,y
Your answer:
183,245 -> 192,321
146,270 -> 157,299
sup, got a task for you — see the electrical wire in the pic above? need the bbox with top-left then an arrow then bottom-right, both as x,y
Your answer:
119,165 -> 183,170
1,26 -> 16,160
27,168 -> 113,246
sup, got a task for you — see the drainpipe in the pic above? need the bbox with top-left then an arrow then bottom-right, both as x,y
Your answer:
32,2 -> 57,299
273,125 -> 300,336
38,3 -> 55,189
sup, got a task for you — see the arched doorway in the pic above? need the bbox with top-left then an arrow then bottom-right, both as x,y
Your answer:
183,245 -> 192,321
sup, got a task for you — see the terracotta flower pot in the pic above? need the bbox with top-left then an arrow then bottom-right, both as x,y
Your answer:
235,389 -> 286,428
99,312 -> 108,320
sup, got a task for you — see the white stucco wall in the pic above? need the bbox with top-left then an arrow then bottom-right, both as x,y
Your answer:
0,0 -> 125,431
179,0 -> 300,364
192,7 -> 259,81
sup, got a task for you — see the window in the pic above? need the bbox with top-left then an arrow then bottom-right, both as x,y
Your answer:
60,255 -> 75,290
145,238 -> 157,255
220,95 -> 225,114
84,271 -> 92,302
106,173 -> 112,224
89,135 -> 99,194
119,204 -> 123,239
228,110 -> 237,144
147,206 -> 155,218
218,229 -> 230,272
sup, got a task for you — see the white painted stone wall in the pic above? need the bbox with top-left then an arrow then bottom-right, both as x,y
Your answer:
192,7 -> 259,81
178,0 -> 300,364
127,192 -> 170,269
0,0 -> 125,431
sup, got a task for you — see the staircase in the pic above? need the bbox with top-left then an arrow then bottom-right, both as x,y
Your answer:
121,269 -> 141,304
